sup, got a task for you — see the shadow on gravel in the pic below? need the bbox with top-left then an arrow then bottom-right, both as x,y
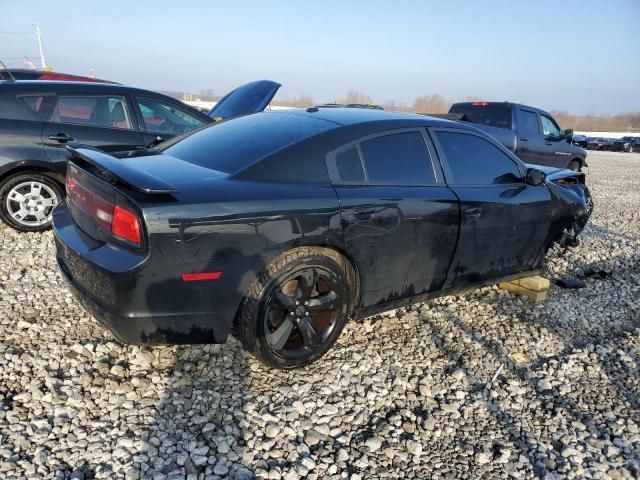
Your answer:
127,276 -> 253,479
138,342 -> 251,479
419,252 -> 640,478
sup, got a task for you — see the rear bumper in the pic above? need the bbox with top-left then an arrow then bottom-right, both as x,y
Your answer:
52,202 -> 254,345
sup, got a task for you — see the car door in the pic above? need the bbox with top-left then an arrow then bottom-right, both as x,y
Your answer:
514,108 -> 546,165
42,93 -> 145,163
133,95 -> 209,145
431,127 -> 552,289
327,129 -> 460,308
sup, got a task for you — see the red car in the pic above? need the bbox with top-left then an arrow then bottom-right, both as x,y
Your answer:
3,68 -> 117,84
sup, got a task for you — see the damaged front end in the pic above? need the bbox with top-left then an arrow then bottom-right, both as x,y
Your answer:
543,168 -> 594,248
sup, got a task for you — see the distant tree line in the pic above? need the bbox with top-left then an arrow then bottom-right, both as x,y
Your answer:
277,89 -> 640,132
172,87 -> 640,132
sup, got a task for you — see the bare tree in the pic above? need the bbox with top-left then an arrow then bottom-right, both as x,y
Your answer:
274,95 -> 315,107
412,94 -> 449,114
340,89 -> 374,105
381,100 -> 412,112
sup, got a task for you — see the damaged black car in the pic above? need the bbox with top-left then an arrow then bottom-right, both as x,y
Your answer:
52,84 -> 593,368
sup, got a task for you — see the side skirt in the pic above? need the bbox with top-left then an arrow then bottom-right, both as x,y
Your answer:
355,269 -> 542,320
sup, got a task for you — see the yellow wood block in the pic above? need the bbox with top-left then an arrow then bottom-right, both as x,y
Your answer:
512,275 -> 550,292
498,281 -> 548,302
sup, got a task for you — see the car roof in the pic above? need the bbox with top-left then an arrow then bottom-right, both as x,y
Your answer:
1,80 -> 141,92
451,100 -> 553,117
271,107 -> 471,129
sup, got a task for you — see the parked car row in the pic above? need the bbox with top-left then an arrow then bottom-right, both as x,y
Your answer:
573,135 -> 640,152
0,70 -> 594,368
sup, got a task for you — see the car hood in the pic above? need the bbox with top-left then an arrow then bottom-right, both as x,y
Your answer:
208,80 -> 281,121
525,163 -> 584,182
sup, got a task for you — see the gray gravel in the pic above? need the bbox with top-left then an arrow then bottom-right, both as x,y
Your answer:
1,151 -> 639,480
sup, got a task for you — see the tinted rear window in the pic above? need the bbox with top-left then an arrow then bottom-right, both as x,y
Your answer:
360,132 -> 435,185
161,112 -> 334,173
449,103 -> 512,129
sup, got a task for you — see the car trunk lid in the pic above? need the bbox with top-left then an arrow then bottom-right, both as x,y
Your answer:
65,146 -> 226,246
208,80 -> 281,121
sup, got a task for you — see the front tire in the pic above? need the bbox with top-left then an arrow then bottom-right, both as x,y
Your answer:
568,160 -> 581,172
0,173 -> 64,232
238,247 -> 355,369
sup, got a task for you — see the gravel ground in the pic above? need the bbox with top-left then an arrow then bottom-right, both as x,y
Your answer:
0,151 -> 638,480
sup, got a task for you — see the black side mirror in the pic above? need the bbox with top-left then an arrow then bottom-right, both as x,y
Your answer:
525,168 -> 546,186
563,128 -> 574,142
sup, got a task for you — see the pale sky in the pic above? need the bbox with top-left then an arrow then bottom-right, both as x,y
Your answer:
1,0 -> 639,114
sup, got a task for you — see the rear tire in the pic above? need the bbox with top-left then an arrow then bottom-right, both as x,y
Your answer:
568,160 -> 581,172
0,173 -> 64,232
238,247 -> 356,369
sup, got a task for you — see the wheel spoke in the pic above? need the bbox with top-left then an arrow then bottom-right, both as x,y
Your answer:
34,210 -> 47,222
267,317 -> 295,350
271,290 -> 295,311
13,208 -> 29,220
298,316 -> 322,348
8,192 -> 25,203
296,268 -> 318,298
306,291 -> 338,312
30,182 -> 42,197
40,197 -> 58,207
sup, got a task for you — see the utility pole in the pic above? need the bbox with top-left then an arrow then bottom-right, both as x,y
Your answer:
34,23 -> 46,70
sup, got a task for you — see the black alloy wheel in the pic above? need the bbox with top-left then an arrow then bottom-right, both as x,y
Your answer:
238,247 -> 354,369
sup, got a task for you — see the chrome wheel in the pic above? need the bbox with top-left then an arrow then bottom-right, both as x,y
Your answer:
6,181 -> 59,227
263,266 -> 346,361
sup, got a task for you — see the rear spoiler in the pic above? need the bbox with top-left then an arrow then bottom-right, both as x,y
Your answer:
422,113 -> 472,122
67,146 -> 176,194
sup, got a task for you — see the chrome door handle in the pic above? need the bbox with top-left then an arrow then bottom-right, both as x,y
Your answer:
353,208 -> 375,220
48,133 -> 74,143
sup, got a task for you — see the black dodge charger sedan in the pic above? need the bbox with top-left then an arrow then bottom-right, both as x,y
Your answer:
52,106 -> 593,368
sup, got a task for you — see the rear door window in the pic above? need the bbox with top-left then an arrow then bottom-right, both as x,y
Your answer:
519,109 -> 540,136
328,131 -> 437,186
49,95 -> 133,129
435,131 -> 522,185
360,132 -> 436,185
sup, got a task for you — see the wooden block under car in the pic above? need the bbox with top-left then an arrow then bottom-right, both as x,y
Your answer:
498,276 -> 549,302
510,275 -> 550,292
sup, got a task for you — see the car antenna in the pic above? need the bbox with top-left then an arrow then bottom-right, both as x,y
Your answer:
0,60 -> 16,82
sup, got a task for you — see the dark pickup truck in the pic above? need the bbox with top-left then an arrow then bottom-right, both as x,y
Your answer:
445,102 -> 587,171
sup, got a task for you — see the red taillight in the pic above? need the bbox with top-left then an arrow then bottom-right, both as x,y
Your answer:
111,205 -> 141,245
67,164 -> 142,245
66,168 -> 114,232
472,102 -> 488,106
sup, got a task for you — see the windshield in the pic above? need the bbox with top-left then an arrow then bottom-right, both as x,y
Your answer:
449,103 -> 512,129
